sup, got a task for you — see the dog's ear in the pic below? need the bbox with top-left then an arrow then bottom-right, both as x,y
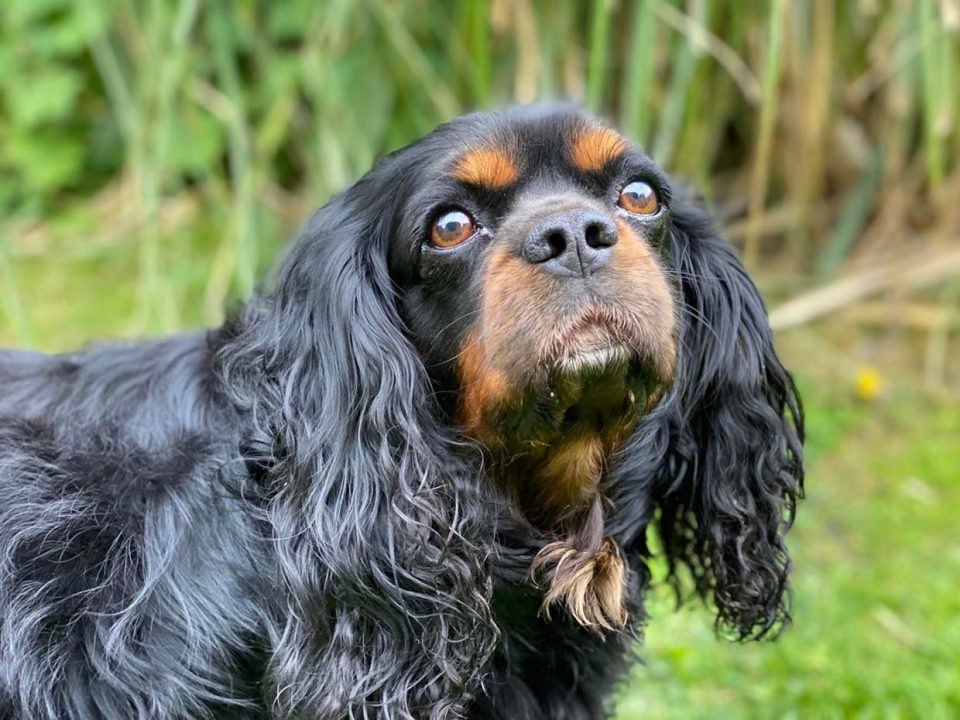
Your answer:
216,159 -> 496,715
654,199 -> 804,639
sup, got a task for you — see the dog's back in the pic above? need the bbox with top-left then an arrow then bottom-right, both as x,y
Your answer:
0,336 -> 267,719
0,334 -> 218,427
0,348 -> 78,419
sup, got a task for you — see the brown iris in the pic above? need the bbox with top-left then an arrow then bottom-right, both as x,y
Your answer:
430,209 -> 477,248
617,181 -> 659,215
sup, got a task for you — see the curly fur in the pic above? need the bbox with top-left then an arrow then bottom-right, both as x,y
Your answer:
0,106 -> 802,719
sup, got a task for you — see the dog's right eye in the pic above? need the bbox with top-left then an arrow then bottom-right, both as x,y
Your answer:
430,209 -> 477,248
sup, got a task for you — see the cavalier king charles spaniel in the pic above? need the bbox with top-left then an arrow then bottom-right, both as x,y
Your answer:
0,105 -> 803,719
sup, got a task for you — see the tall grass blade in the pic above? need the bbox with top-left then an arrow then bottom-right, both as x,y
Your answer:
743,0 -> 785,269
620,1 -> 658,147
651,0 -> 710,167
816,146 -> 883,282
586,0 -> 614,112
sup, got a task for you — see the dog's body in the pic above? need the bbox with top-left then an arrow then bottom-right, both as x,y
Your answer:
0,106 -> 802,719
0,336 -> 631,718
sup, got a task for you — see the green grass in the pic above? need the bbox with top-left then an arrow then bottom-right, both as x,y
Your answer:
615,383 -> 960,719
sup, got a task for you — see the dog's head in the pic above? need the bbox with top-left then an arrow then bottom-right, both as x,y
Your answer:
390,109 -> 678,528
223,105 -> 803,651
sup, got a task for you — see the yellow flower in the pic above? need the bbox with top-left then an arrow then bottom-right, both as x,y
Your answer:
854,366 -> 883,401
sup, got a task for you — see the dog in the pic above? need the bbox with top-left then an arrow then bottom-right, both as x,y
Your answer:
0,105 -> 803,719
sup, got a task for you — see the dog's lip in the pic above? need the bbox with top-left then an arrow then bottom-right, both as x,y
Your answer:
556,339 -> 633,374
550,312 -> 632,368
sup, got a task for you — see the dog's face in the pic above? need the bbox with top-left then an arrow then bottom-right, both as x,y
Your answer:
389,108 -> 678,527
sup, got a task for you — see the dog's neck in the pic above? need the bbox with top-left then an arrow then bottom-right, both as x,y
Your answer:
482,426 -> 635,633
450,364 -> 659,632
494,431 -> 609,531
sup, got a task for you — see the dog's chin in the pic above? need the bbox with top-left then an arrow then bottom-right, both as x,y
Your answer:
455,286 -> 678,451
538,328 -> 663,433
470,320 -> 670,452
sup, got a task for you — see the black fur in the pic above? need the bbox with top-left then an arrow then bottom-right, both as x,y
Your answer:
0,106 -> 802,719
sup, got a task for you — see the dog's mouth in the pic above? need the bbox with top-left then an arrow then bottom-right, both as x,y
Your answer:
489,314 -> 668,446
456,300 -> 675,455
546,304 -> 672,376
544,349 -> 652,434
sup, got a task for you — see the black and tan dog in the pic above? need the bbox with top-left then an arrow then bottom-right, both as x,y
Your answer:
0,105 -> 803,719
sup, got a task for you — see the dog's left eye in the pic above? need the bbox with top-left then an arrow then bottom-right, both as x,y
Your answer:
430,209 -> 477,248
617,180 -> 659,215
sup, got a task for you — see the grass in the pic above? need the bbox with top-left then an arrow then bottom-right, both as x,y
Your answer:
615,379 -> 960,718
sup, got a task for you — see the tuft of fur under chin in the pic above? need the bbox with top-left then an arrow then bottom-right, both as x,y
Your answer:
529,497 -> 627,632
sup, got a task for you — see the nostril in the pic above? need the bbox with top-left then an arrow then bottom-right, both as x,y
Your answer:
584,221 -> 615,249
584,222 -> 601,249
524,212 -> 616,269
546,231 -> 566,259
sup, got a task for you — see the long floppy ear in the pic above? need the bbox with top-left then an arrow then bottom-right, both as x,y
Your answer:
655,199 -> 804,639
215,164 -> 497,716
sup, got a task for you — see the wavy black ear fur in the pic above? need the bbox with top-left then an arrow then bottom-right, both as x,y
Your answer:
656,199 -> 805,639
215,160 -> 498,717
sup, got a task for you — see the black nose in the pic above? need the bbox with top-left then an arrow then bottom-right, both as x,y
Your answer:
522,208 -> 617,277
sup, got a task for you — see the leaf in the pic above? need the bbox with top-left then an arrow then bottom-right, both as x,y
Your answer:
266,1 -> 315,42
5,128 -> 84,193
31,15 -> 94,56
4,0 -> 71,28
6,66 -> 84,126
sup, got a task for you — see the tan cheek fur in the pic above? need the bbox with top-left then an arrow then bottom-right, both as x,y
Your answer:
455,328 -> 511,446
610,221 -> 678,379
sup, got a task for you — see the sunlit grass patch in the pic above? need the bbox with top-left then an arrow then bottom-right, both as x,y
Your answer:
616,388 -> 960,719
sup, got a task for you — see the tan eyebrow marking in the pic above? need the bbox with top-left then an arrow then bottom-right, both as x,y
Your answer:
452,146 -> 519,189
569,126 -> 629,172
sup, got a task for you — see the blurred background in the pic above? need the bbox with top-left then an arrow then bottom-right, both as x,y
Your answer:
1,0 -> 958,716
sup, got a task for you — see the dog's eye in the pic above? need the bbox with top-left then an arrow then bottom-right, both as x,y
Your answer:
617,181 -> 659,215
430,209 -> 477,248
